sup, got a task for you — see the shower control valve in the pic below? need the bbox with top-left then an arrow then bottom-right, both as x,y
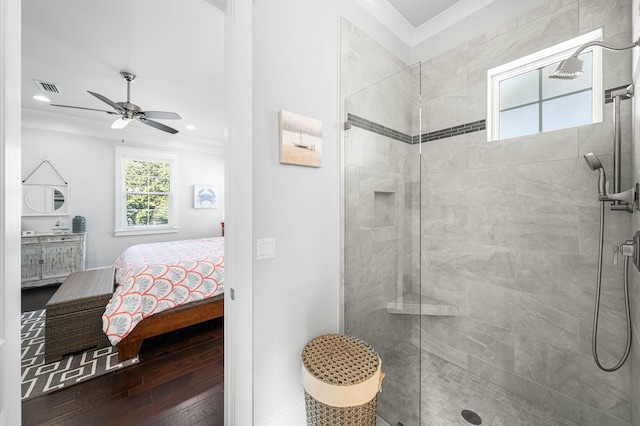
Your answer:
620,232 -> 640,271
621,240 -> 634,257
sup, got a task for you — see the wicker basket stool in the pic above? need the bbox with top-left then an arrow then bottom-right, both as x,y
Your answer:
301,334 -> 384,425
45,268 -> 115,363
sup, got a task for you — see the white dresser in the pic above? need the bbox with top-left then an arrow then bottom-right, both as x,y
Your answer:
21,233 -> 86,288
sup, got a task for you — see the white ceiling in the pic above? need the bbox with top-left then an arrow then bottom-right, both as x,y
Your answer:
22,0 -> 225,147
386,0 -> 462,28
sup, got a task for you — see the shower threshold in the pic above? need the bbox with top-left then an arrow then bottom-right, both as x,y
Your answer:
386,293 -> 458,316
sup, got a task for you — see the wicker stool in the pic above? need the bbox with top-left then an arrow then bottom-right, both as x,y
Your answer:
301,334 -> 384,425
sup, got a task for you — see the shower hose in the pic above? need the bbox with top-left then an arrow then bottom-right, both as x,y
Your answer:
593,200 -> 632,372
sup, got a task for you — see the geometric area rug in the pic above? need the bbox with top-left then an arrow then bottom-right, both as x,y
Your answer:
21,309 -> 134,401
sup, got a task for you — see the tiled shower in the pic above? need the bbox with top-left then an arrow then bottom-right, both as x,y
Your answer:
341,0 -> 636,425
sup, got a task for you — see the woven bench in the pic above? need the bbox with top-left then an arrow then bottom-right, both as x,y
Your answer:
45,268 -> 115,363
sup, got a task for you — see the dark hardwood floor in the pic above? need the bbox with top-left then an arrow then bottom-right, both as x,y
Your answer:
22,286 -> 224,426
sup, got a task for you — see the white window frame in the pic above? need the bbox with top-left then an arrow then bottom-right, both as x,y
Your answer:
114,146 -> 179,236
487,29 -> 603,141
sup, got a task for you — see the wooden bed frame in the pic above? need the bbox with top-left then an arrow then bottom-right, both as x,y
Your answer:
116,293 -> 224,362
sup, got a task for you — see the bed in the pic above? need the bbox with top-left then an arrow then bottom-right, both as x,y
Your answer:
102,237 -> 224,362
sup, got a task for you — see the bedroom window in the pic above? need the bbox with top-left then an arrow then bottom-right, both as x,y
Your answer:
487,29 -> 603,141
115,146 -> 179,236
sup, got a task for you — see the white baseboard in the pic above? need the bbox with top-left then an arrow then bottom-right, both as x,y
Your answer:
262,399 -> 305,426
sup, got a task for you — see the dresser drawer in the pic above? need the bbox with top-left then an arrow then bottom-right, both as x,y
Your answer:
43,234 -> 84,243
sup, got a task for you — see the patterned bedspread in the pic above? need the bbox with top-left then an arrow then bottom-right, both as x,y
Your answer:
102,237 -> 224,345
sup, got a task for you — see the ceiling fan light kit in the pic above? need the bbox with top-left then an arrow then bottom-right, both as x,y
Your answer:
51,71 -> 181,134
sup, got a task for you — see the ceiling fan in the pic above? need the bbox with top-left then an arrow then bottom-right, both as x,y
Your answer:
51,71 -> 181,134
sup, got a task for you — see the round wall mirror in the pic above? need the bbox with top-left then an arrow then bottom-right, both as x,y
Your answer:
23,185 -> 68,215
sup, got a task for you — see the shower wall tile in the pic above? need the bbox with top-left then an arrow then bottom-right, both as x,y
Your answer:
421,52 -> 468,100
425,160 -> 597,209
509,291 -> 581,351
467,127 -> 578,169
345,165 -> 360,209
602,31 -> 634,90
422,315 -> 516,371
421,269 -> 469,316
423,40 -> 469,67
469,206 -> 580,254
466,281 -> 514,330
466,3 -> 579,86
425,89 -> 467,132
578,100 -> 632,157
421,133 -> 468,174
468,18 -> 518,50
463,83 -> 486,124
579,403 -> 631,426
346,127 -> 413,173
424,166 -> 518,207
425,238 -> 527,290
517,0 -> 578,27
578,306 -> 629,362
340,18 -> 407,99
515,251 -> 596,304
579,0 -> 633,38
421,206 -> 472,240
514,335 -> 630,421
344,242 -> 411,356
511,158 -> 603,207
578,204 -> 633,259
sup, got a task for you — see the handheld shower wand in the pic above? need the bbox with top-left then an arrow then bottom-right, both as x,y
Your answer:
583,153 -> 607,198
583,152 -> 632,372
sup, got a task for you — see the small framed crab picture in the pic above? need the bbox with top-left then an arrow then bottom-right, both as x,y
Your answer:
194,185 -> 218,209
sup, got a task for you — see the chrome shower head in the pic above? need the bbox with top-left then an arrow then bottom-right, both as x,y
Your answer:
549,38 -> 640,80
549,56 -> 584,80
584,153 -> 607,197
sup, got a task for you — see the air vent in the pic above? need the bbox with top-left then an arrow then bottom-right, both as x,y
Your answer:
34,80 -> 61,94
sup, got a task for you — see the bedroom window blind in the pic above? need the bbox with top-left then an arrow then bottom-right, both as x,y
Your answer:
115,146 -> 179,236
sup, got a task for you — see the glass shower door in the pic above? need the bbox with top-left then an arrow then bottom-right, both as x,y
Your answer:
344,62 -> 422,425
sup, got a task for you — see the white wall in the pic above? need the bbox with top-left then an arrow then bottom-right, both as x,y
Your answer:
21,125 -> 224,268
250,0 -> 410,423
0,0 -> 23,423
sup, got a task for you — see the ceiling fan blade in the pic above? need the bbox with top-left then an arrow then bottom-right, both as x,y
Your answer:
138,117 -> 179,134
50,104 -> 118,115
142,111 -> 182,120
87,91 -> 124,112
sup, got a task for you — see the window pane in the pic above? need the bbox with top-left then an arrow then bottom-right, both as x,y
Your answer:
542,90 -> 592,132
542,52 -> 592,99
499,104 -> 539,139
499,69 -> 539,110
149,176 -> 170,192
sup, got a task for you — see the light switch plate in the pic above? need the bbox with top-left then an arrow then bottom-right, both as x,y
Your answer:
257,238 -> 276,260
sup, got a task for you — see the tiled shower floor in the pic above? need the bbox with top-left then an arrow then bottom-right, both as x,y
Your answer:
378,351 -> 577,426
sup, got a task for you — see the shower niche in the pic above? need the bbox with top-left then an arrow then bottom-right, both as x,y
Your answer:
374,191 -> 396,227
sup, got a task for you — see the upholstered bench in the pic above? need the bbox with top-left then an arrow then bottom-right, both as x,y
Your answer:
45,268 -> 115,363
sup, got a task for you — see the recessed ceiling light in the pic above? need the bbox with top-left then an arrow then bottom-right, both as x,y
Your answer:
33,95 -> 51,102
186,124 -> 196,130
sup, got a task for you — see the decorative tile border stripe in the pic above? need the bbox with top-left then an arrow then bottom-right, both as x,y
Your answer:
346,113 -> 413,144
347,83 -> 632,144
418,119 -> 486,143
604,84 -> 633,104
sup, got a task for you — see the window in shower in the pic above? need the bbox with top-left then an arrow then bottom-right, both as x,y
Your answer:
487,28 -> 603,141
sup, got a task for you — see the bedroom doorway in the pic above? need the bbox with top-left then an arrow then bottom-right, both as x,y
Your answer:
16,0 -> 241,423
